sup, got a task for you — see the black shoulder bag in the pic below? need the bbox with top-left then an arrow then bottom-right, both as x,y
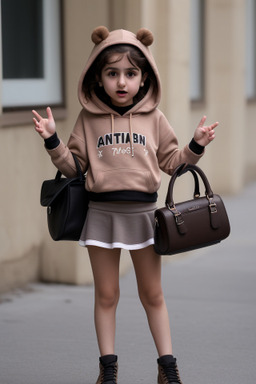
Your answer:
40,153 -> 89,241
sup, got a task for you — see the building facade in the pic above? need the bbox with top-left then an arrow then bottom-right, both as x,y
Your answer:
0,0 -> 255,293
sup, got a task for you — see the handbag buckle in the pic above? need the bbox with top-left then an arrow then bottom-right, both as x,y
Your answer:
207,196 -> 217,213
167,204 -> 184,226
171,206 -> 187,235
209,202 -> 217,213
173,211 -> 184,226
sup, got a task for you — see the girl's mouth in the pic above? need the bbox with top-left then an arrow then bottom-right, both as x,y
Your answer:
117,90 -> 127,95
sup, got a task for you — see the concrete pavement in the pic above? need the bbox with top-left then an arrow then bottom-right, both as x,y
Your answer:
0,182 -> 256,384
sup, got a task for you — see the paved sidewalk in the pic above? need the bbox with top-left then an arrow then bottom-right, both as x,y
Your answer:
0,182 -> 256,384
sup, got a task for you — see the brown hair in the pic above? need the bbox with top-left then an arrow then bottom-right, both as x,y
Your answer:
82,44 -> 157,105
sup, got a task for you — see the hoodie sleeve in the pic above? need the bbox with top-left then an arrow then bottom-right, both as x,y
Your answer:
45,110 -> 88,177
157,112 -> 204,175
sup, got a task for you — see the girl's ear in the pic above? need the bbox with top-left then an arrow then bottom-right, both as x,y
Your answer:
95,74 -> 103,87
141,72 -> 148,87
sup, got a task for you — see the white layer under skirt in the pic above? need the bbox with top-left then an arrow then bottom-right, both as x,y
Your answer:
79,201 -> 157,250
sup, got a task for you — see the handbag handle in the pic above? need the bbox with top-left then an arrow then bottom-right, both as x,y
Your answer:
165,164 -> 220,235
165,163 -> 214,209
56,153 -> 85,182
190,169 -> 200,198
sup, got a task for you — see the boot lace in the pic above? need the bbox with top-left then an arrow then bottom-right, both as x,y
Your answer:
102,362 -> 117,384
161,362 -> 182,384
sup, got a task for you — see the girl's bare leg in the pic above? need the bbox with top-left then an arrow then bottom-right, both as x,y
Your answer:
88,246 -> 121,356
130,245 -> 173,357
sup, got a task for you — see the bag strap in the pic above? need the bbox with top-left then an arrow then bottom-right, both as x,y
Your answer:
165,163 -> 214,208
165,164 -> 219,234
190,169 -> 200,198
55,152 -> 85,181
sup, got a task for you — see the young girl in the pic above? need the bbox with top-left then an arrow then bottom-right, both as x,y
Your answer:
33,26 -> 218,384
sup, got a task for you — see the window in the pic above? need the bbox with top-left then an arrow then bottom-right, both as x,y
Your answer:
189,0 -> 204,101
1,0 -> 63,109
246,0 -> 256,99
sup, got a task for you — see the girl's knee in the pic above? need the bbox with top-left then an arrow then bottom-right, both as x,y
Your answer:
96,287 -> 120,309
139,288 -> 164,309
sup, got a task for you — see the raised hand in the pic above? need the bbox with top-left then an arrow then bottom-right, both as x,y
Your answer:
193,116 -> 219,147
32,107 -> 56,139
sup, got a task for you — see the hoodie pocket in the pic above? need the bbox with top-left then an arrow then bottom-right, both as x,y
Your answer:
87,168 -> 157,193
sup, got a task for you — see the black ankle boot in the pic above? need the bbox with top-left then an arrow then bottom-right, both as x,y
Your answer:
96,354 -> 118,384
157,355 -> 183,384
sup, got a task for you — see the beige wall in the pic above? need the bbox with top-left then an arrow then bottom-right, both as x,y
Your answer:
193,0 -> 247,194
0,0 -> 255,293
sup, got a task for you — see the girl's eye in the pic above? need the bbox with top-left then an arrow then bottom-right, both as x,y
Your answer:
108,71 -> 117,77
127,71 -> 136,78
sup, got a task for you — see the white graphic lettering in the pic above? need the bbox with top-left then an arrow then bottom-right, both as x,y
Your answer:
112,147 -> 132,156
98,150 -> 103,158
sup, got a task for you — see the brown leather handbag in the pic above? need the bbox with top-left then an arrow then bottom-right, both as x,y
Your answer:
154,164 -> 230,255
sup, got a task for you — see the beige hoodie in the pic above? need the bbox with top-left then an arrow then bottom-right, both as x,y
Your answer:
46,27 -> 203,195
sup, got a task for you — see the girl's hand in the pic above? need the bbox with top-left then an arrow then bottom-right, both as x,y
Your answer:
32,107 -> 56,139
193,116 -> 219,147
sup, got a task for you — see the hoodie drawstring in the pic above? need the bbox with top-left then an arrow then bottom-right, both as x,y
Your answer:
111,114 -> 115,137
110,113 -> 135,158
129,113 -> 134,157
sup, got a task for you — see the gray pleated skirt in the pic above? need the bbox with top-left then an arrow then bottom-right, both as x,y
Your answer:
79,201 -> 157,250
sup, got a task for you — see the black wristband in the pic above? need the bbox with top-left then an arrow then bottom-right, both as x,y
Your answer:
189,138 -> 204,155
44,132 -> 60,149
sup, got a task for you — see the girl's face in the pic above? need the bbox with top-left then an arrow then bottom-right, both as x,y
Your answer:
100,53 -> 146,107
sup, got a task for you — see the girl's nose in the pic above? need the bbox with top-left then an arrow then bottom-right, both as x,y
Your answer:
118,74 -> 126,87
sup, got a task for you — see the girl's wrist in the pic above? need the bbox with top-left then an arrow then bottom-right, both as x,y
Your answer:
44,132 -> 60,149
189,138 -> 204,155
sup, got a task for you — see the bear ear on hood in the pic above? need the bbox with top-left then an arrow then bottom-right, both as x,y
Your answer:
91,26 -> 110,44
136,28 -> 153,46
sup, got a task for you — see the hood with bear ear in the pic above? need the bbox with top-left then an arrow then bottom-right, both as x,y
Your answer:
78,26 -> 161,114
